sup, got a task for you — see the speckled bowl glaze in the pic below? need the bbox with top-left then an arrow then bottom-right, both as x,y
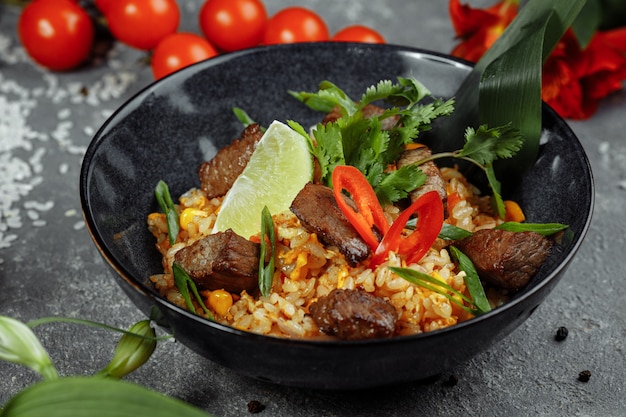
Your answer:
80,43 -> 594,390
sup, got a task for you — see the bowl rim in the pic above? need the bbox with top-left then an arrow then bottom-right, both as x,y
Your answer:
80,42 -> 595,347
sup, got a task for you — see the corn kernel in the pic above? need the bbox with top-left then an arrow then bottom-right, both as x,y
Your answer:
179,208 -> 208,231
290,252 -> 309,280
208,290 -> 233,316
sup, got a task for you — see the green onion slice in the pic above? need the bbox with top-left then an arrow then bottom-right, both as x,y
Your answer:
154,180 -> 179,246
259,206 -> 276,297
495,221 -> 569,235
172,263 -> 213,320
389,266 -> 480,315
449,246 -> 491,315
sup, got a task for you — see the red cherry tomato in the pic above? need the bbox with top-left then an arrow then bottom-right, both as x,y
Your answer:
106,0 -> 180,50
262,7 -> 329,45
17,0 -> 94,71
151,32 -> 218,80
332,25 -> 386,44
199,0 -> 267,52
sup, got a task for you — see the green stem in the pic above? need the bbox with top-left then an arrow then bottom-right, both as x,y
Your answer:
27,317 -> 171,342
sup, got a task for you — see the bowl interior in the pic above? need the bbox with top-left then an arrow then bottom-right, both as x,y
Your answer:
80,43 -> 594,388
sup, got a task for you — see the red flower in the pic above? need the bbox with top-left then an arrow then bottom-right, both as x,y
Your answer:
449,0 -> 519,62
449,0 -> 626,120
543,28 -> 626,119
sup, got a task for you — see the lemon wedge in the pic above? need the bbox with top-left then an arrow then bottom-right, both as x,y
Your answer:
212,120 -> 313,239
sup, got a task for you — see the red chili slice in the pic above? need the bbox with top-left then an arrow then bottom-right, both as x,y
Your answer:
332,165 -> 389,250
370,190 -> 444,267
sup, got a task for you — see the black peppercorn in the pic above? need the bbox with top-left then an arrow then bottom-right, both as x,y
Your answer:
555,326 -> 568,341
578,370 -> 591,382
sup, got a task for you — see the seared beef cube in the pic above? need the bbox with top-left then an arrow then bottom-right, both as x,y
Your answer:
397,146 -> 447,210
309,288 -> 398,340
290,183 -> 370,266
323,104 -> 400,130
198,124 -> 263,198
174,229 -> 260,294
455,228 -> 553,290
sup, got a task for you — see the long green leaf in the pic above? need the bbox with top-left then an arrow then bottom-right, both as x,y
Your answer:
1,377 -> 212,417
572,0 -> 603,47
435,0 -> 587,192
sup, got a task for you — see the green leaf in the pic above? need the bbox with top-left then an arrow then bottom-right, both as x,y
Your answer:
290,80 -> 358,115
458,124 -> 524,165
572,0 -> 603,47
374,165 -> 426,206
172,263 -> 213,320
478,29 -> 543,185
495,221 -> 569,235
0,316 -> 58,381
98,320 -> 157,379
449,247 -> 491,315
358,79 -> 406,108
259,206 -> 276,297
1,377 -> 213,417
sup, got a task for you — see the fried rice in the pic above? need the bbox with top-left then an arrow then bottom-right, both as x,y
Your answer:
148,166 -> 508,339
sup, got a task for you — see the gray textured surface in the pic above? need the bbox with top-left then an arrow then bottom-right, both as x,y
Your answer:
1,1 -> 625,416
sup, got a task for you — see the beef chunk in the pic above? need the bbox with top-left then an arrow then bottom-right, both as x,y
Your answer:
397,146 -> 448,209
290,183 -> 370,266
174,229 -> 260,294
198,124 -> 263,198
309,288 -> 398,340
454,228 -> 553,290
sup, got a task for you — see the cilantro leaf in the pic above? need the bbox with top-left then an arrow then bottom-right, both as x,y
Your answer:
289,80 -> 358,116
290,77 -> 521,214
458,123 -> 524,165
290,77 -> 455,205
375,165 -> 427,206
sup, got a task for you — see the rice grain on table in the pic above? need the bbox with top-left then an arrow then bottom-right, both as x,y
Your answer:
148,167 -> 507,339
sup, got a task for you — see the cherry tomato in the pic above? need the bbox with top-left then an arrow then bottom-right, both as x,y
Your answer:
17,0 -> 94,71
105,0 -> 180,50
262,7 -> 329,45
151,32 -> 218,80
199,0 -> 267,52
332,25 -> 385,44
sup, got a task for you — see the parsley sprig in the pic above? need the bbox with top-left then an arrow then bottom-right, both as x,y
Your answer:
289,77 -> 524,216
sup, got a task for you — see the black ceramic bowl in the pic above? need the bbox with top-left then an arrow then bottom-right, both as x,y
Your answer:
80,43 -> 593,390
